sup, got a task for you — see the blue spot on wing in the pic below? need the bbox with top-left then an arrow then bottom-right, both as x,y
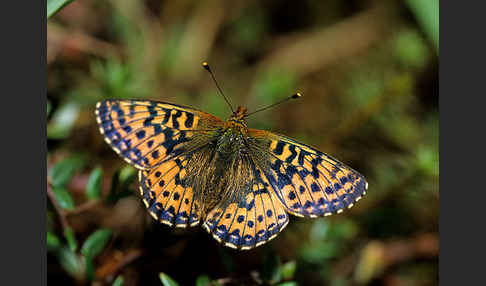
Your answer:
122,126 -> 132,133
136,130 -> 146,139
237,215 -> 245,223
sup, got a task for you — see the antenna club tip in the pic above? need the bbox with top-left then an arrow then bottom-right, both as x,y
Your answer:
202,61 -> 210,70
292,92 -> 303,99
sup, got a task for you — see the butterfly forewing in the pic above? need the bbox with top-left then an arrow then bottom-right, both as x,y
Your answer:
248,130 -> 368,218
95,99 -> 222,169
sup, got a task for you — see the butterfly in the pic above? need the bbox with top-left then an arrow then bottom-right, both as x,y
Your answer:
95,62 -> 367,250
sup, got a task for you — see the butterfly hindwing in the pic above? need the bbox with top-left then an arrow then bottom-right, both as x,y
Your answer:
139,154 -> 201,227
203,168 -> 289,250
249,130 -> 368,218
95,99 -> 222,169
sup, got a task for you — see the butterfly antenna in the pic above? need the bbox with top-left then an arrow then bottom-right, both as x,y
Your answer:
245,92 -> 303,118
202,62 -> 234,113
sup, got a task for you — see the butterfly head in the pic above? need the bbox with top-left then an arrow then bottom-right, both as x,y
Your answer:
226,106 -> 248,129
233,106 -> 248,120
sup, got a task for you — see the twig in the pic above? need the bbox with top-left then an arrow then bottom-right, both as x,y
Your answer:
172,0 -> 226,80
96,249 -> 143,283
334,233 -> 438,283
47,22 -> 123,63
256,4 -> 390,77
65,200 -> 101,216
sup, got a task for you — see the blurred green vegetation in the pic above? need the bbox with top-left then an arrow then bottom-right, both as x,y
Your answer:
47,0 -> 74,18
47,0 -> 438,285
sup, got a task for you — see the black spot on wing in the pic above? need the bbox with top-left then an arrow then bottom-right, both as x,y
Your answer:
161,108 -> 171,124
285,144 -> 298,164
273,141 -> 285,155
185,113 -> 194,128
171,110 -> 182,129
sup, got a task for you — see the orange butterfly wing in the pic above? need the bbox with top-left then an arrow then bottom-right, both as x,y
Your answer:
203,166 -> 288,250
95,99 -> 222,169
138,155 -> 201,227
248,129 -> 368,218
96,99 -> 223,227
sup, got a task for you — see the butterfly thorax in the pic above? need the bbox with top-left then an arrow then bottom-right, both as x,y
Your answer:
216,106 -> 245,149
214,106 -> 248,156
183,106 -> 263,217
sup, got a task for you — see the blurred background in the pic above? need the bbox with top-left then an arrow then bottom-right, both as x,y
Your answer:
46,0 -> 439,285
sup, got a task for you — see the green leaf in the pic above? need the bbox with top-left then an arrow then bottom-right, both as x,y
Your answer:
47,0 -> 75,19
106,166 -> 136,203
281,261 -> 297,280
394,29 -> 430,69
112,275 -> 124,286
47,101 -> 80,139
405,0 -> 439,52
47,231 -> 61,251
52,187 -> 75,210
159,273 -> 179,286
195,275 -> 211,286
277,282 -> 298,286
85,256 -> 95,281
57,247 -> 83,279
119,165 -> 137,187
50,154 -> 85,187
86,167 -> 103,200
64,227 -> 78,252
416,145 -> 439,177
81,228 -> 113,259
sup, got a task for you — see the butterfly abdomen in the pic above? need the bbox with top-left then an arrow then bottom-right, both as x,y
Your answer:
182,126 -> 260,217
